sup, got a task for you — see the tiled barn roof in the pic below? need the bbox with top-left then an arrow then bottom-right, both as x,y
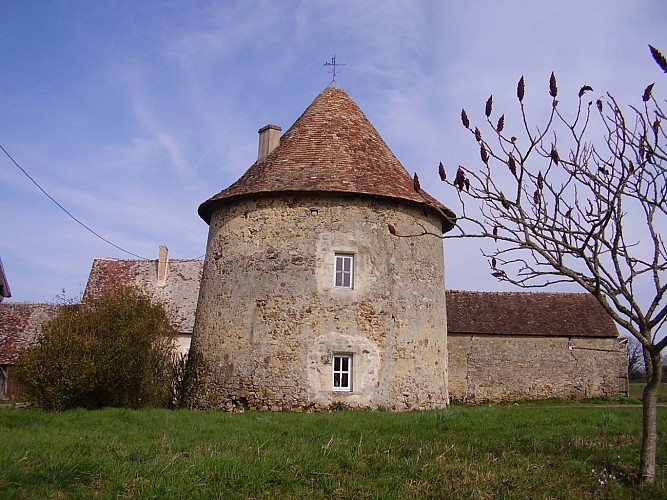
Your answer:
199,84 -> 455,230
83,258 -> 203,334
446,290 -> 618,338
0,303 -> 59,364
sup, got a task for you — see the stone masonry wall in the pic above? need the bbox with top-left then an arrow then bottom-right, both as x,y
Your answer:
189,193 -> 448,411
448,334 -> 628,402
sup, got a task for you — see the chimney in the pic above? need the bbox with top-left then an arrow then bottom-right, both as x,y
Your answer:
257,124 -> 282,163
157,244 -> 168,287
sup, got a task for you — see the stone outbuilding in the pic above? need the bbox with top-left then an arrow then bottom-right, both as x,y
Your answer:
447,290 -> 628,402
189,83 -> 456,411
83,245 -> 202,354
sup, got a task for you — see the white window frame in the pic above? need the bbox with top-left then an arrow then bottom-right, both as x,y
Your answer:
334,254 -> 354,289
332,354 -> 352,392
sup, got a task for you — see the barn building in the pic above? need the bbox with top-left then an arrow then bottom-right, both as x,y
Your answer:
447,291 -> 628,402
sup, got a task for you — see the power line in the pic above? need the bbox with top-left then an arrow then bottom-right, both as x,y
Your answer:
1,143 -> 151,260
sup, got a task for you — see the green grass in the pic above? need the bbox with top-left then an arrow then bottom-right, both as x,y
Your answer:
629,382 -> 667,402
0,405 -> 665,499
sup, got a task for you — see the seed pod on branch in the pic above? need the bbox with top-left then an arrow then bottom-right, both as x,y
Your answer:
413,173 -> 421,192
517,76 -> 525,102
596,99 -> 603,112
461,109 -> 470,128
464,178 -> 470,192
454,166 -> 467,192
578,85 -> 593,97
549,72 -> 558,98
492,226 -> 498,241
537,171 -> 544,190
562,233 -> 568,245
500,193 -> 510,210
474,127 -> 482,142
649,45 -> 667,73
652,119 -> 660,136
491,257 -> 497,270
646,145 -> 655,164
480,144 -> 489,164
438,161 -> 447,181
643,83 -> 655,102
550,146 -> 560,165
508,154 -> 517,177
533,189 -> 542,205
496,114 -> 505,132
485,95 -> 493,117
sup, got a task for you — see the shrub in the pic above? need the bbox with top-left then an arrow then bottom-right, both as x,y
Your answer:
14,287 -> 179,410
171,351 -> 192,408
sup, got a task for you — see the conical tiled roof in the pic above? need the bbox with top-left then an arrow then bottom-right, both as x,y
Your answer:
199,84 -> 455,230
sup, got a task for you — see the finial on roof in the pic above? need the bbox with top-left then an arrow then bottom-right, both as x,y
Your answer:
323,55 -> 346,81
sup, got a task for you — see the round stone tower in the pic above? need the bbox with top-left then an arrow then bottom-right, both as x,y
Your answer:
189,83 -> 455,411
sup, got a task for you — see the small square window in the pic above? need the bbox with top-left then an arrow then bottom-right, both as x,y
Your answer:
334,254 -> 354,289
333,354 -> 352,391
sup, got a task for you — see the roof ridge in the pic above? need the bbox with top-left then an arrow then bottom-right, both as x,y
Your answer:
91,257 -> 202,263
447,289 -> 590,297
0,301 -> 61,307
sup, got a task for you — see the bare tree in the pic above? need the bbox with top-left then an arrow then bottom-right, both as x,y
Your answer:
400,46 -> 666,485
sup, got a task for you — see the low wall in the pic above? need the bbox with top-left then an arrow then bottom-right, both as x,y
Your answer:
448,334 -> 628,402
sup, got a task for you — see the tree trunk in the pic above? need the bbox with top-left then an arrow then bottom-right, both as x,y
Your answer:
639,348 -> 662,486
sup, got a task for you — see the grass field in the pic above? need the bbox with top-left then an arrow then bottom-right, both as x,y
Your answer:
629,382 -> 667,402
1,404 -> 665,499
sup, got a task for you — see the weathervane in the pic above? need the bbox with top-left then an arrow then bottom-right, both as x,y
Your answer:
324,55 -> 346,81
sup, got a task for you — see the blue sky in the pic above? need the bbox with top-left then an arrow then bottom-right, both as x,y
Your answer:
1,1 -> 665,304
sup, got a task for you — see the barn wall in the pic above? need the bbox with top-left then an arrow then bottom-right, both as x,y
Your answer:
448,334 -> 628,402
189,194 -> 448,411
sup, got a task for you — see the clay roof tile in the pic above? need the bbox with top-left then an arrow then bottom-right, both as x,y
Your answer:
0,303 -> 59,364
199,85 -> 455,229
83,258 -> 203,334
446,290 -> 618,338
